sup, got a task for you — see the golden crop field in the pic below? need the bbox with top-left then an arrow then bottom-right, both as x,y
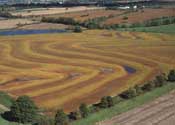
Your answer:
11,7 -> 103,17
0,30 -> 175,113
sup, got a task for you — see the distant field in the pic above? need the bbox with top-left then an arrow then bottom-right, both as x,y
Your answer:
47,9 -> 125,22
0,30 -> 175,114
118,24 -> 175,34
10,6 -> 104,17
0,19 -> 37,30
104,8 -> 175,25
44,7 -> 175,26
17,23 -> 72,30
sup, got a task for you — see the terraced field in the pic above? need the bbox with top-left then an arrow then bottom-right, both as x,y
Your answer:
0,30 -> 175,113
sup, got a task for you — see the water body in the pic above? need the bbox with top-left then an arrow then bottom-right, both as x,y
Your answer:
124,66 -> 136,74
0,29 -> 67,36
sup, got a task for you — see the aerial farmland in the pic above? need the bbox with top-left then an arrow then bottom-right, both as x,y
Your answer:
0,1 -> 175,125
0,30 -> 175,112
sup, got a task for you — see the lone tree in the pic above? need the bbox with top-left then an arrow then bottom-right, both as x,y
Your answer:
55,109 -> 69,125
79,103 -> 89,118
10,95 -> 38,124
168,69 -> 175,82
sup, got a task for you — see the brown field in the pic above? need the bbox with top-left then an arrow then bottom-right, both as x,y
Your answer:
18,23 -> 72,30
0,19 -> 37,30
0,30 -> 175,113
10,6 -> 104,17
47,9 -> 125,22
104,8 -> 175,25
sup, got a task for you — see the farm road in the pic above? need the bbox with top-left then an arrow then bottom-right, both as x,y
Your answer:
98,90 -> 175,125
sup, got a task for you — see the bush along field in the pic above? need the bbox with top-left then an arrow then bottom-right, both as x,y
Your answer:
1,69 -> 175,125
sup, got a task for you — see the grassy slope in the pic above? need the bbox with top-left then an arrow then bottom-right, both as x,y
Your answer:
72,82 -> 175,125
0,92 -> 14,108
118,24 -> 175,34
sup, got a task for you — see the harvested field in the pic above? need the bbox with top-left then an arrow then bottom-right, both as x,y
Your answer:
10,6 -> 104,17
0,19 -> 37,30
17,23 -> 72,30
104,8 -> 175,25
0,30 -> 175,113
47,9 -> 125,22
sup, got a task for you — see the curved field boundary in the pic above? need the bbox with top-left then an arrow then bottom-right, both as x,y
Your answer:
0,30 -> 175,113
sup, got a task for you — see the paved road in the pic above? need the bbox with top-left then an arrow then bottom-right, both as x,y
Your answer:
98,90 -> 175,125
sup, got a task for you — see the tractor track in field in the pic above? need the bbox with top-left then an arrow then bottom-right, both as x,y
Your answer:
0,30 -> 175,112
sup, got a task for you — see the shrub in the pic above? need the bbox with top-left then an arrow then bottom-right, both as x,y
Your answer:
68,111 -> 81,121
154,74 -> 167,87
120,24 -> 127,28
113,96 -> 123,104
88,105 -> 100,113
142,81 -> 155,92
106,96 -> 114,107
119,88 -> 137,99
135,85 -> 143,95
10,95 -> 38,124
73,26 -> 82,33
55,109 -> 69,125
99,97 -> 108,108
162,19 -> 171,25
79,103 -> 89,118
99,96 -> 115,108
168,69 -> 175,82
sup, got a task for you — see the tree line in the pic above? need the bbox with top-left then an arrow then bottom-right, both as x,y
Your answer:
41,16 -> 108,29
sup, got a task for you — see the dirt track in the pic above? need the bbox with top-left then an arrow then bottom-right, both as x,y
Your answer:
98,90 -> 175,125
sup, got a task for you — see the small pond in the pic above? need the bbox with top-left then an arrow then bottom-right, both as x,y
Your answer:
123,66 -> 136,74
0,29 -> 67,36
